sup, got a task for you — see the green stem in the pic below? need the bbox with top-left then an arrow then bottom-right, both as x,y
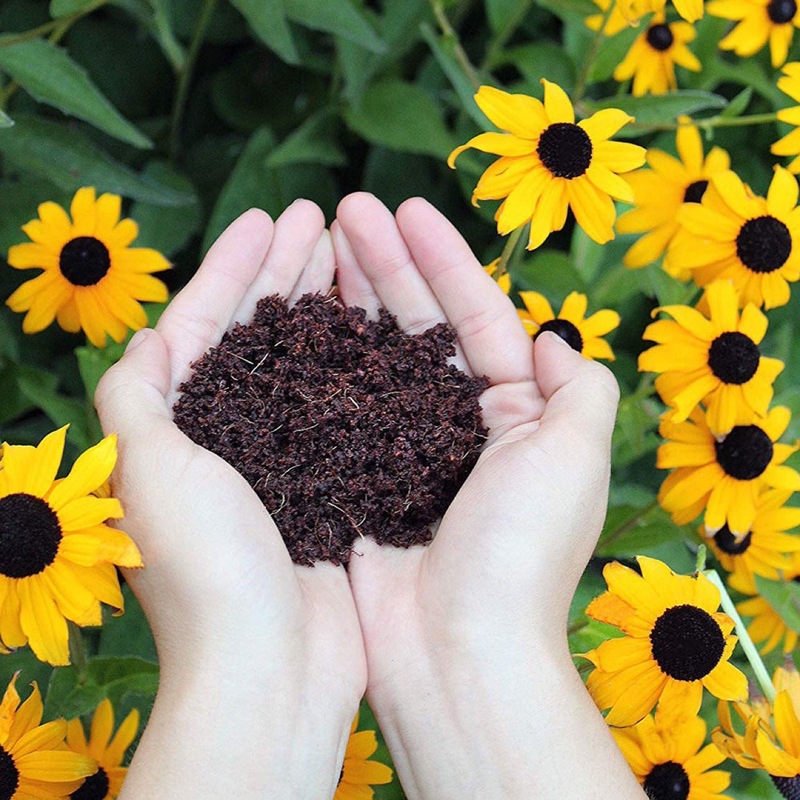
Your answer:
702,568 -> 776,703
494,225 -> 524,282
68,621 -> 89,680
572,2 -> 616,106
634,111 -> 779,134
169,0 -> 218,160
431,0 -> 481,91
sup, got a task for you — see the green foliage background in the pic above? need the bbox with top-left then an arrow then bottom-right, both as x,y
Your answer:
1,0 -> 799,796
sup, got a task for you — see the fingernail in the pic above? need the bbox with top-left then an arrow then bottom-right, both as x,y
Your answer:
545,330 -> 571,347
125,328 -> 151,354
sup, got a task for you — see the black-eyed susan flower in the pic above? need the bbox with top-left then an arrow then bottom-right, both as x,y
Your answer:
713,662 -> 800,799
483,257 -> 511,294
773,62 -> 800,173
617,119 -> 731,274
706,489 -> 800,594
517,290 -> 619,359
612,704 -> 730,799
640,280 -> 784,435
5,187 -> 169,348
614,15 -> 701,96
0,427 -> 142,666
448,82 -> 646,250
586,0 -> 654,35
67,698 -> 138,800
583,556 -> 747,727
0,673 -> 96,798
670,167 -> 800,309
657,405 -> 800,536
335,713 -> 393,800
708,0 -> 800,67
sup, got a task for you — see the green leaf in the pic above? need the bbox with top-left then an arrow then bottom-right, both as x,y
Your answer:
0,110 -> 12,129
264,110 -> 345,168
0,39 -> 152,148
755,575 -> 800,634
16,365 -> 96,450
721,86 -> 753,118
0,115 -> 195,206
486,0 -> 530,31
584,92 -> 727,133
512,249 -> 588,296
344,79 -> 455,158
97,585 -> 157,661
228,0 -> 298,64
129,161 -> 202,256
50,0 -> 95,15
284,0 -> 385,53
501,41 -> 576,91
44,656 -> 158,720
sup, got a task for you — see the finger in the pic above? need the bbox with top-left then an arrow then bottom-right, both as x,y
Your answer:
234,199 -> 326,321
288,228 -> 335,304
331,220 -> 381,317
335,193 -> 448,336
156,209 -> 274,391
395,197 -> 535,385
532,332 -> 619,456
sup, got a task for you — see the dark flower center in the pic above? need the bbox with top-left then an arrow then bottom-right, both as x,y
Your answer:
535,318 -> 584,352
0,747 -> 19,800
0,493 -> 62,578
771,775 -> 800,800
715,425 -> 773,481
59,236 -> 111,287
683,179 -> 709,204
736,216 -> 792,274
71,767 -> 109,800
537,123 -> 593,179
768,0 -> 797,23
707,331 -> 760,385
646,23 -> 675,51
713,524 -> 753,555
643,761 -> 691,800
650,604 -> 725,681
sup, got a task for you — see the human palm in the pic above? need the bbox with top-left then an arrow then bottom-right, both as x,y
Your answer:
332,193 -> 620,794
96,203 -> 366,759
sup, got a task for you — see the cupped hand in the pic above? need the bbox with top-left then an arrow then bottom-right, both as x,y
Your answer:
332,193 -> 644,799
95,202 -> 365,800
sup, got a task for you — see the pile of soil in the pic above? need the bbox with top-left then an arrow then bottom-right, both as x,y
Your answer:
172,293 -> 489,566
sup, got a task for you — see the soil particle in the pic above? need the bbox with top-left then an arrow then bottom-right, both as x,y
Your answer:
172,293 -> 489,566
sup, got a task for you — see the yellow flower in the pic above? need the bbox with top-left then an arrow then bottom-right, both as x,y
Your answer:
773,62 -> 800,173
448,82 -> 646,249
617,120 -> 730,275
657,405 -> 800,536
670,167 -> 800,309
587,0 -> 703,34
639,280 -> 784,435
708,0 -> 800,67
735,568 -> 800,653
706,489 -> 800,594
335,712 -> 393,800
517,290 -> 619,360
67,698 -> 139,800
583,556 -> 747,727
0,673 -> 95,798
0,427 -> 143,666
5,187 -> 169,348
483,257 -> 511,294
612,704 -> 730,799
713,662 -> 800,798
614,15 -> 701,96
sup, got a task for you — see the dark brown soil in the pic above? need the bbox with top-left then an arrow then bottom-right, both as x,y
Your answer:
172,293 -> 488,566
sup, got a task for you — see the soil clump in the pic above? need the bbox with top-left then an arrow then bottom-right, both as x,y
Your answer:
172,293 -> 489,566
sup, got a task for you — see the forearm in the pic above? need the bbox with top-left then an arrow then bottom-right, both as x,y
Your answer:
369,634 -> 646,800
119,645 -> 355,800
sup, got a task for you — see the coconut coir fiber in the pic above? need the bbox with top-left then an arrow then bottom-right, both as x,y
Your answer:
172,293 -> 488,566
